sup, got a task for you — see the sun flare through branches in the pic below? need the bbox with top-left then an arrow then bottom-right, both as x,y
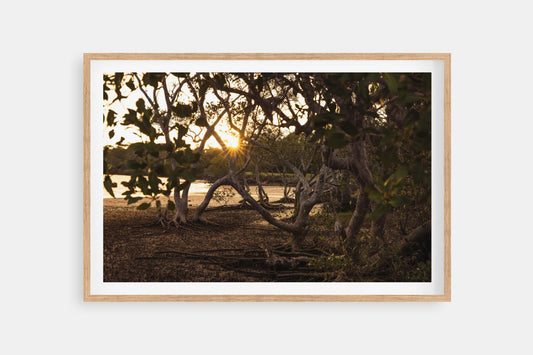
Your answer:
226,135 -> 239,149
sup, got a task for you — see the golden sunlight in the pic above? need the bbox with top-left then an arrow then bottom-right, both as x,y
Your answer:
223,133 -> 240,149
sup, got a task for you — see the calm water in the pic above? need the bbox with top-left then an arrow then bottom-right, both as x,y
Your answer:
104,174 -> 286,202
104,175 -> 212,198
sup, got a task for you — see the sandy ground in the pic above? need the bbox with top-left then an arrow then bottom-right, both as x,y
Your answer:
102,179 -> 333,282
103,193 -> 429,282
103,198 -> 330,282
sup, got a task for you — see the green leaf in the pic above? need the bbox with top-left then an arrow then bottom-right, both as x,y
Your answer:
338,120 -> 358,136
365,184 -> 384,202
137,176 -> 150,195
137,202 -> 151,210
312,112 -> 338,127
383,166 -> 408,197
106,110 -> 116,126
175,125 -> 188,146
128,143 -> 145,156
108,130 -> 115,139
195,115 -> 208,127
114,72 -> 123,83
398,93 -> 424,104
395,165 -> 408,178
310,129 -> 325,142
380,147 -> 396,170
358,79 -> 369,101
325,132 -> 348,149
390,196 -> 407,208
172,103 -> 194,118
142,73 -> 164,88
136,98 -> 146,113
123,109 -> 138,125
167,168 -> 182,189
370,204 -> 391,220
148,172 -> 161,193
103,175 -> 115,198
126,196 -> 143,205
183,148 -> 199,164
181,170 -> 197,182
126,78 -> 135,91
383,73 -> 398,95
145,142 -> 162,157
213,73 -> 226,88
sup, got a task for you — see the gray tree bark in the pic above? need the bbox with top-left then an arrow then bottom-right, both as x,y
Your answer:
371,213 -> 389,242
193,176 -> 230,222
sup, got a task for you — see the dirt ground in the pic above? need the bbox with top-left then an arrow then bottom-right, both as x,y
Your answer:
104,198 -> 330,282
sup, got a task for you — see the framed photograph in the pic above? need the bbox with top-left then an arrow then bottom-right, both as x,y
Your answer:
84,53 -> 451,301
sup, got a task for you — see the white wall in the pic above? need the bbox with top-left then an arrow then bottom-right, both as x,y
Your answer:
1,1 -> 531,354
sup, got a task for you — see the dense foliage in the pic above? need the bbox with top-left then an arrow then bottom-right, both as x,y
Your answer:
103,72 -> 432,279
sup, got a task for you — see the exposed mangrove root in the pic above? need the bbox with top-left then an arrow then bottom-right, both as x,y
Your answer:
142,246 -> 327,281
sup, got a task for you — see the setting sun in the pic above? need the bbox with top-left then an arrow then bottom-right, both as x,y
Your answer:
224,133 -> 240,148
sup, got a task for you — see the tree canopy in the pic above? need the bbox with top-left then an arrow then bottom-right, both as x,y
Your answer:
103,72 -> 431,257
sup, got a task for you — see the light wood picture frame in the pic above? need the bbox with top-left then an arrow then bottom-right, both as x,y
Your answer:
84,53 -> 451,302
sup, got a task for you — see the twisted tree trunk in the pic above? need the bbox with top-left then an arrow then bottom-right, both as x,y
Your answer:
193,176 -> 230,222
344,188 -> 370,262
254,160 -> 269,205
193,164 -> 327,250
172,180 -> 191,225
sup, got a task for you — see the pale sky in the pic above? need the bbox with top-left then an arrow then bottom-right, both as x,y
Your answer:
103,74 -> 240,149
